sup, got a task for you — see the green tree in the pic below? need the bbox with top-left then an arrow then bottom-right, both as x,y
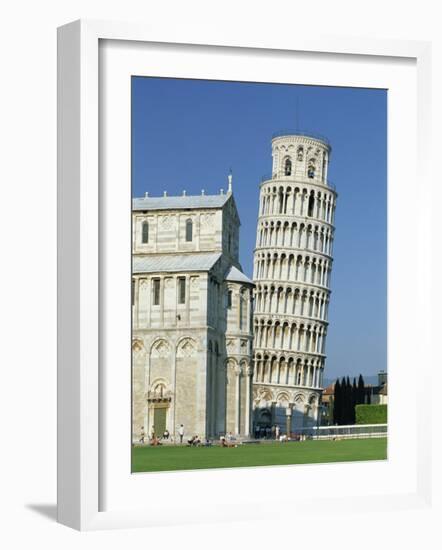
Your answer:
333,379 -> 341,424
341,377 -> 349,424
357,374 -> 365,404
351,378 -> 357,424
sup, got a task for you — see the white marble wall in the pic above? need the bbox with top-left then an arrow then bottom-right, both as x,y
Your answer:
132,197 -> 253,442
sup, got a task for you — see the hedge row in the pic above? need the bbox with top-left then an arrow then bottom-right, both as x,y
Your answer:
355,404 -> 387,425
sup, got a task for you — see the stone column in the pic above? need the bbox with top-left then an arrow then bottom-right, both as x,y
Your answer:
271,401 -> 277,426
235,365 -> 241,435
245,366 -> 253,437
286,405 -> 292,436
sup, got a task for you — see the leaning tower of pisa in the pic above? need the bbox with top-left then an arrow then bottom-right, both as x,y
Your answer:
252,131 -> 337,433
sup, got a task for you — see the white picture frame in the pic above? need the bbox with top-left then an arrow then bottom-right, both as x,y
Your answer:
57,19 -> 433,531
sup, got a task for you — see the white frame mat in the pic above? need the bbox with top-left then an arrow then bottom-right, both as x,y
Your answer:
57,19 -> 433,531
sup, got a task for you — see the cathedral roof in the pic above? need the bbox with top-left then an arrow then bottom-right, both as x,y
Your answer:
133,193 -> 231,211
224,265 -> 254,285
133,252 -> 222,274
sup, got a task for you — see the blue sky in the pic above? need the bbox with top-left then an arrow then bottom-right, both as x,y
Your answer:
132,77 -> 387,381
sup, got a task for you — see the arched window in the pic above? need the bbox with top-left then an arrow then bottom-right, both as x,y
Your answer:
141,221 -> 149,243
153,278 -> 161,306
278,189 -> 284,213
178,277 -> 186,304
284,157 -> 292,176
239,289 -> 247,330
307,160 -> 316,179
185,219 -> 193,242
227,289 -> 233,309
307,193 -> 315,216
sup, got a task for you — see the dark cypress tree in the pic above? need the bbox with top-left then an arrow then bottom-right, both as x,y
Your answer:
357,374 -> 365,405
345,376 -> 352,424
346,377 -> 352,424
333,379 -> 341,425
341,377 -> 348,424
351,378 -> 357,424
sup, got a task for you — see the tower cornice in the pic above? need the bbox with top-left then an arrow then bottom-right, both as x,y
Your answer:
260,175 -> 337,196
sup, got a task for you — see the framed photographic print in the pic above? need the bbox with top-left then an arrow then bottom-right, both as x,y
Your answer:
57,19 -> 433,530
130,76 -> 386,473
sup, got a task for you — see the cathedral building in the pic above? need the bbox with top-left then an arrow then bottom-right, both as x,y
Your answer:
132,178 -> 254,442
252,132 -> 337,432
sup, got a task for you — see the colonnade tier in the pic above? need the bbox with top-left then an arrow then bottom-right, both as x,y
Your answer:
259,180 -> 337,222
255,219 -> 334,255
253,353 -> 324,388
253,317 -> 327,356
253,252 -> 333,289
254,284 -> 329,320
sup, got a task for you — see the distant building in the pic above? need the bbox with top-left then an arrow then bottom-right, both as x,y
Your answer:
366,371 -> 388,405
378,370 -> 387,386
320,382 -> 335,424
378,383 -> 388,405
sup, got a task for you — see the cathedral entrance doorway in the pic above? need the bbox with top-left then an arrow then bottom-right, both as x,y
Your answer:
153,405 -> 167,436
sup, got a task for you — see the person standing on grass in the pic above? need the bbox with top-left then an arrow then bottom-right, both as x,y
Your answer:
178,424 -> 184,444
275,424 -> 280,440
139,426 -> 145,444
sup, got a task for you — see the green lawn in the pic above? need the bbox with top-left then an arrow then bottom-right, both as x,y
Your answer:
132,437 -> 387,473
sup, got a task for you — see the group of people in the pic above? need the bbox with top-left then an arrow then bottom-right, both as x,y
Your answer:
187,434 -> 201,446
254,424 -> 282,440
138,423 -> 309,447
138,423 -> 244,448
139,426 -> 171,446
252,424 -> 308,442
220,432 -> 238,448
188,435 -> 214,447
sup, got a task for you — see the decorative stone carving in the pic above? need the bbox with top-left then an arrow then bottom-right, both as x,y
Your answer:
190,276 -> 199,288
159,215 -> 175,229
151,339 -> 171,358
201,213 -> 214,227
294,393 -> 305,404
132,339 -> 145,353
177,337 -> 197,358
226,339 -> 235,350
226,359 -> 237,369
